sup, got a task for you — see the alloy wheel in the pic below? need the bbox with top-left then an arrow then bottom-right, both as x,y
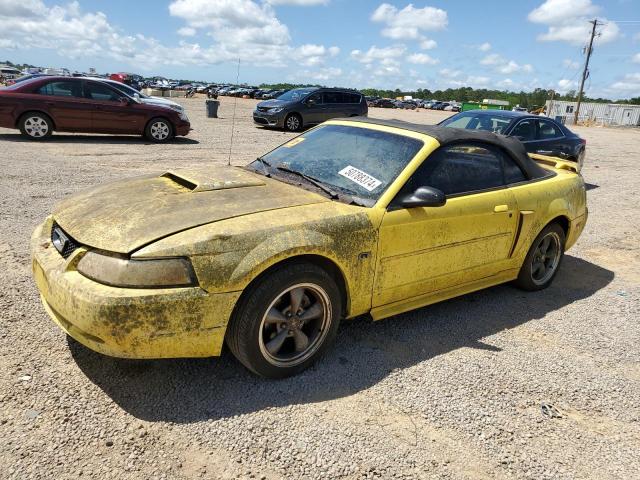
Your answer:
286,116 -> 300,131
150,121 -> 170,141
24,117 -> 49,138
531,232 -> 561,285
258,283 -> 331,367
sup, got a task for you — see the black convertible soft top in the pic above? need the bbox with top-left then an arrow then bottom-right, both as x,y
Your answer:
341,117 -> 551,180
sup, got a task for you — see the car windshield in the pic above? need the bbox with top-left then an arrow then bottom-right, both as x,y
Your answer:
108,82 -> 149,98
440,112 -> 512,134
275,88 -> 316,102
254,124 -> 424,203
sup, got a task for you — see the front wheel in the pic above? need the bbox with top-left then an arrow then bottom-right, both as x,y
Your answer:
226,262 -> 342,378
145,118 -> 174,143
284,113 -> 302,132
514,223 -> 566,291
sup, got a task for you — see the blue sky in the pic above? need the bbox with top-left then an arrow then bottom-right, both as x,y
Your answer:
1,0 -> 639,98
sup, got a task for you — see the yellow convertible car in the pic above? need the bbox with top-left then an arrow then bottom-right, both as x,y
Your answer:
31,118 -> 587,378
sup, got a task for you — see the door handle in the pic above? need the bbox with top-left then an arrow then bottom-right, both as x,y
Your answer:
494,205 -> 508,213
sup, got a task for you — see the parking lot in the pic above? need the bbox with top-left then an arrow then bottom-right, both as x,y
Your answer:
1,96 -> 639,480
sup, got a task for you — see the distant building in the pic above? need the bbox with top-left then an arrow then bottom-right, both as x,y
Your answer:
546,100 -> 640,126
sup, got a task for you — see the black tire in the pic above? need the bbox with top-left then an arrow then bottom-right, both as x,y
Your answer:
144,117 -> 174,143
514,223 -> 566,291
19,112 -> 53,140
284,113 -> 302,132
226,262 -> 342,378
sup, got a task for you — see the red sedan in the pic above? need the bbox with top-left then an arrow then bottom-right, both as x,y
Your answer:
0,77 -> 191,142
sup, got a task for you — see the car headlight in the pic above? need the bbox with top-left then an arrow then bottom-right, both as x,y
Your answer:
169,104 -> 184,113
77,251 -> 197,288
179,112 -> 189,121
270,107 -> 283,113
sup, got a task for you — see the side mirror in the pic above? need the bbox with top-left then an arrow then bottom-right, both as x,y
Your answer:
133,93 -> 141,103
400,186 -> 446,208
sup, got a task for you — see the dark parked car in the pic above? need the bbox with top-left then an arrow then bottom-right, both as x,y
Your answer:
0,76 -> 190,142
253,87 -> 368,131
439,110 -> 586,168
373,98 -> 396,108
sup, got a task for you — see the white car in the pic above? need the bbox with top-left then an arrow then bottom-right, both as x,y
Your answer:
0,66 -> 23,80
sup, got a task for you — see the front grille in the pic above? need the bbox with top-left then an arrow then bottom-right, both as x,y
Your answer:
253,116 -> 269,125
51,222 -> 81,259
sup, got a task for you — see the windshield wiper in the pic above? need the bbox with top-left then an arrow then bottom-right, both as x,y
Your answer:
255,156 -> 271,177
275,164 -> 338,199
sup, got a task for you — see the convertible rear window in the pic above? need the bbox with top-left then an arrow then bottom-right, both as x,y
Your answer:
440,112 -> 512,134
259,124 -> 424,201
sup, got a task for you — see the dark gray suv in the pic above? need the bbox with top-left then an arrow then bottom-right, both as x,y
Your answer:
253,87 -> 368,131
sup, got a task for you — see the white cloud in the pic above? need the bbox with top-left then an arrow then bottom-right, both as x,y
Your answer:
563,58 -> 580,69
371,3 -> 447,42
419,38 -> 437,50
558,78 -> 578,90
295,67 -> 342,82
268,0 -> 328,4
610,73 -> 640,92
480,53 -> 504,66
351,45 -> 406,66
0,38 -> 17,49
478,42 -> 491,52
177,26 -> 196,36
528,0 -> 598,24
293,44 -> 340,66
528,0 -> 619,45
0,0 -> 341,71
481,53 -> 533,74
633,53 -> 640,64
407,53 -> 439,65
439,68 -> 461,78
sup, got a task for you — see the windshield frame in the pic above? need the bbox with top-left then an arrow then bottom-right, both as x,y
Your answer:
249,120 -> 436,209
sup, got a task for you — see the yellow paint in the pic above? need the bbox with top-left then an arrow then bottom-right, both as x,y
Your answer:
31,119 -> 587,359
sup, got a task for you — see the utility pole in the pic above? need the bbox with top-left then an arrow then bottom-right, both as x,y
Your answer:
574,19 -> 602,125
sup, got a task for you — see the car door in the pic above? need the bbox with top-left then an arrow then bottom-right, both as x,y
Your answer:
33,80 -> 93,132
322,91 -> 344,121
302,92 -> 325,125
373,143 -> 520,307
84,81 -> 147,133
520,118 -> 567,158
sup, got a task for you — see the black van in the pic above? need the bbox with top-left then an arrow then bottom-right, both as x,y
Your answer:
253,87 -> 368,132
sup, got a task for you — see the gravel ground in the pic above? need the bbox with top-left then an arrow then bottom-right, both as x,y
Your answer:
1,97 -> 639,480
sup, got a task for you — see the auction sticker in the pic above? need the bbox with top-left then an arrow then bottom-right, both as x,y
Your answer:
338,165 -> 382,192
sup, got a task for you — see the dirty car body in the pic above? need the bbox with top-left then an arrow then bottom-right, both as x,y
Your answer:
31,118 -> 587,377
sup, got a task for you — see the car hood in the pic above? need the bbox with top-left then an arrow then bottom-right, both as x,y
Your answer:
257,99 -> 290,108
142,97 -> 182,109
53,167 -> 328,254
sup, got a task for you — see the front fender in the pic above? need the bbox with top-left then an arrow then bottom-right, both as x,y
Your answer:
229,229 -> 345,286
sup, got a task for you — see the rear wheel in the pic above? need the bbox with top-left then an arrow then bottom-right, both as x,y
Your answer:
226,262 -> 341,378
145,118 -> 174,143
19,113 -> 53,140
284,113 -> 302,132
515,223 -> 565,291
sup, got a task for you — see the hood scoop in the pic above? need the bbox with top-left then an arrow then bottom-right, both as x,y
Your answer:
161,169 -> 266,193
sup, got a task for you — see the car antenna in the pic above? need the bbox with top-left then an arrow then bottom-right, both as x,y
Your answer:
228,58 -> 240,167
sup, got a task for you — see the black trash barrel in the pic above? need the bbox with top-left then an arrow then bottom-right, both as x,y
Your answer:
206,100 -> 220,118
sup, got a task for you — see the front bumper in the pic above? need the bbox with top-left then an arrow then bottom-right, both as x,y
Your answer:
175,120 -> 191,136
253,110 -> 283,127
31,217 -> 240,359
